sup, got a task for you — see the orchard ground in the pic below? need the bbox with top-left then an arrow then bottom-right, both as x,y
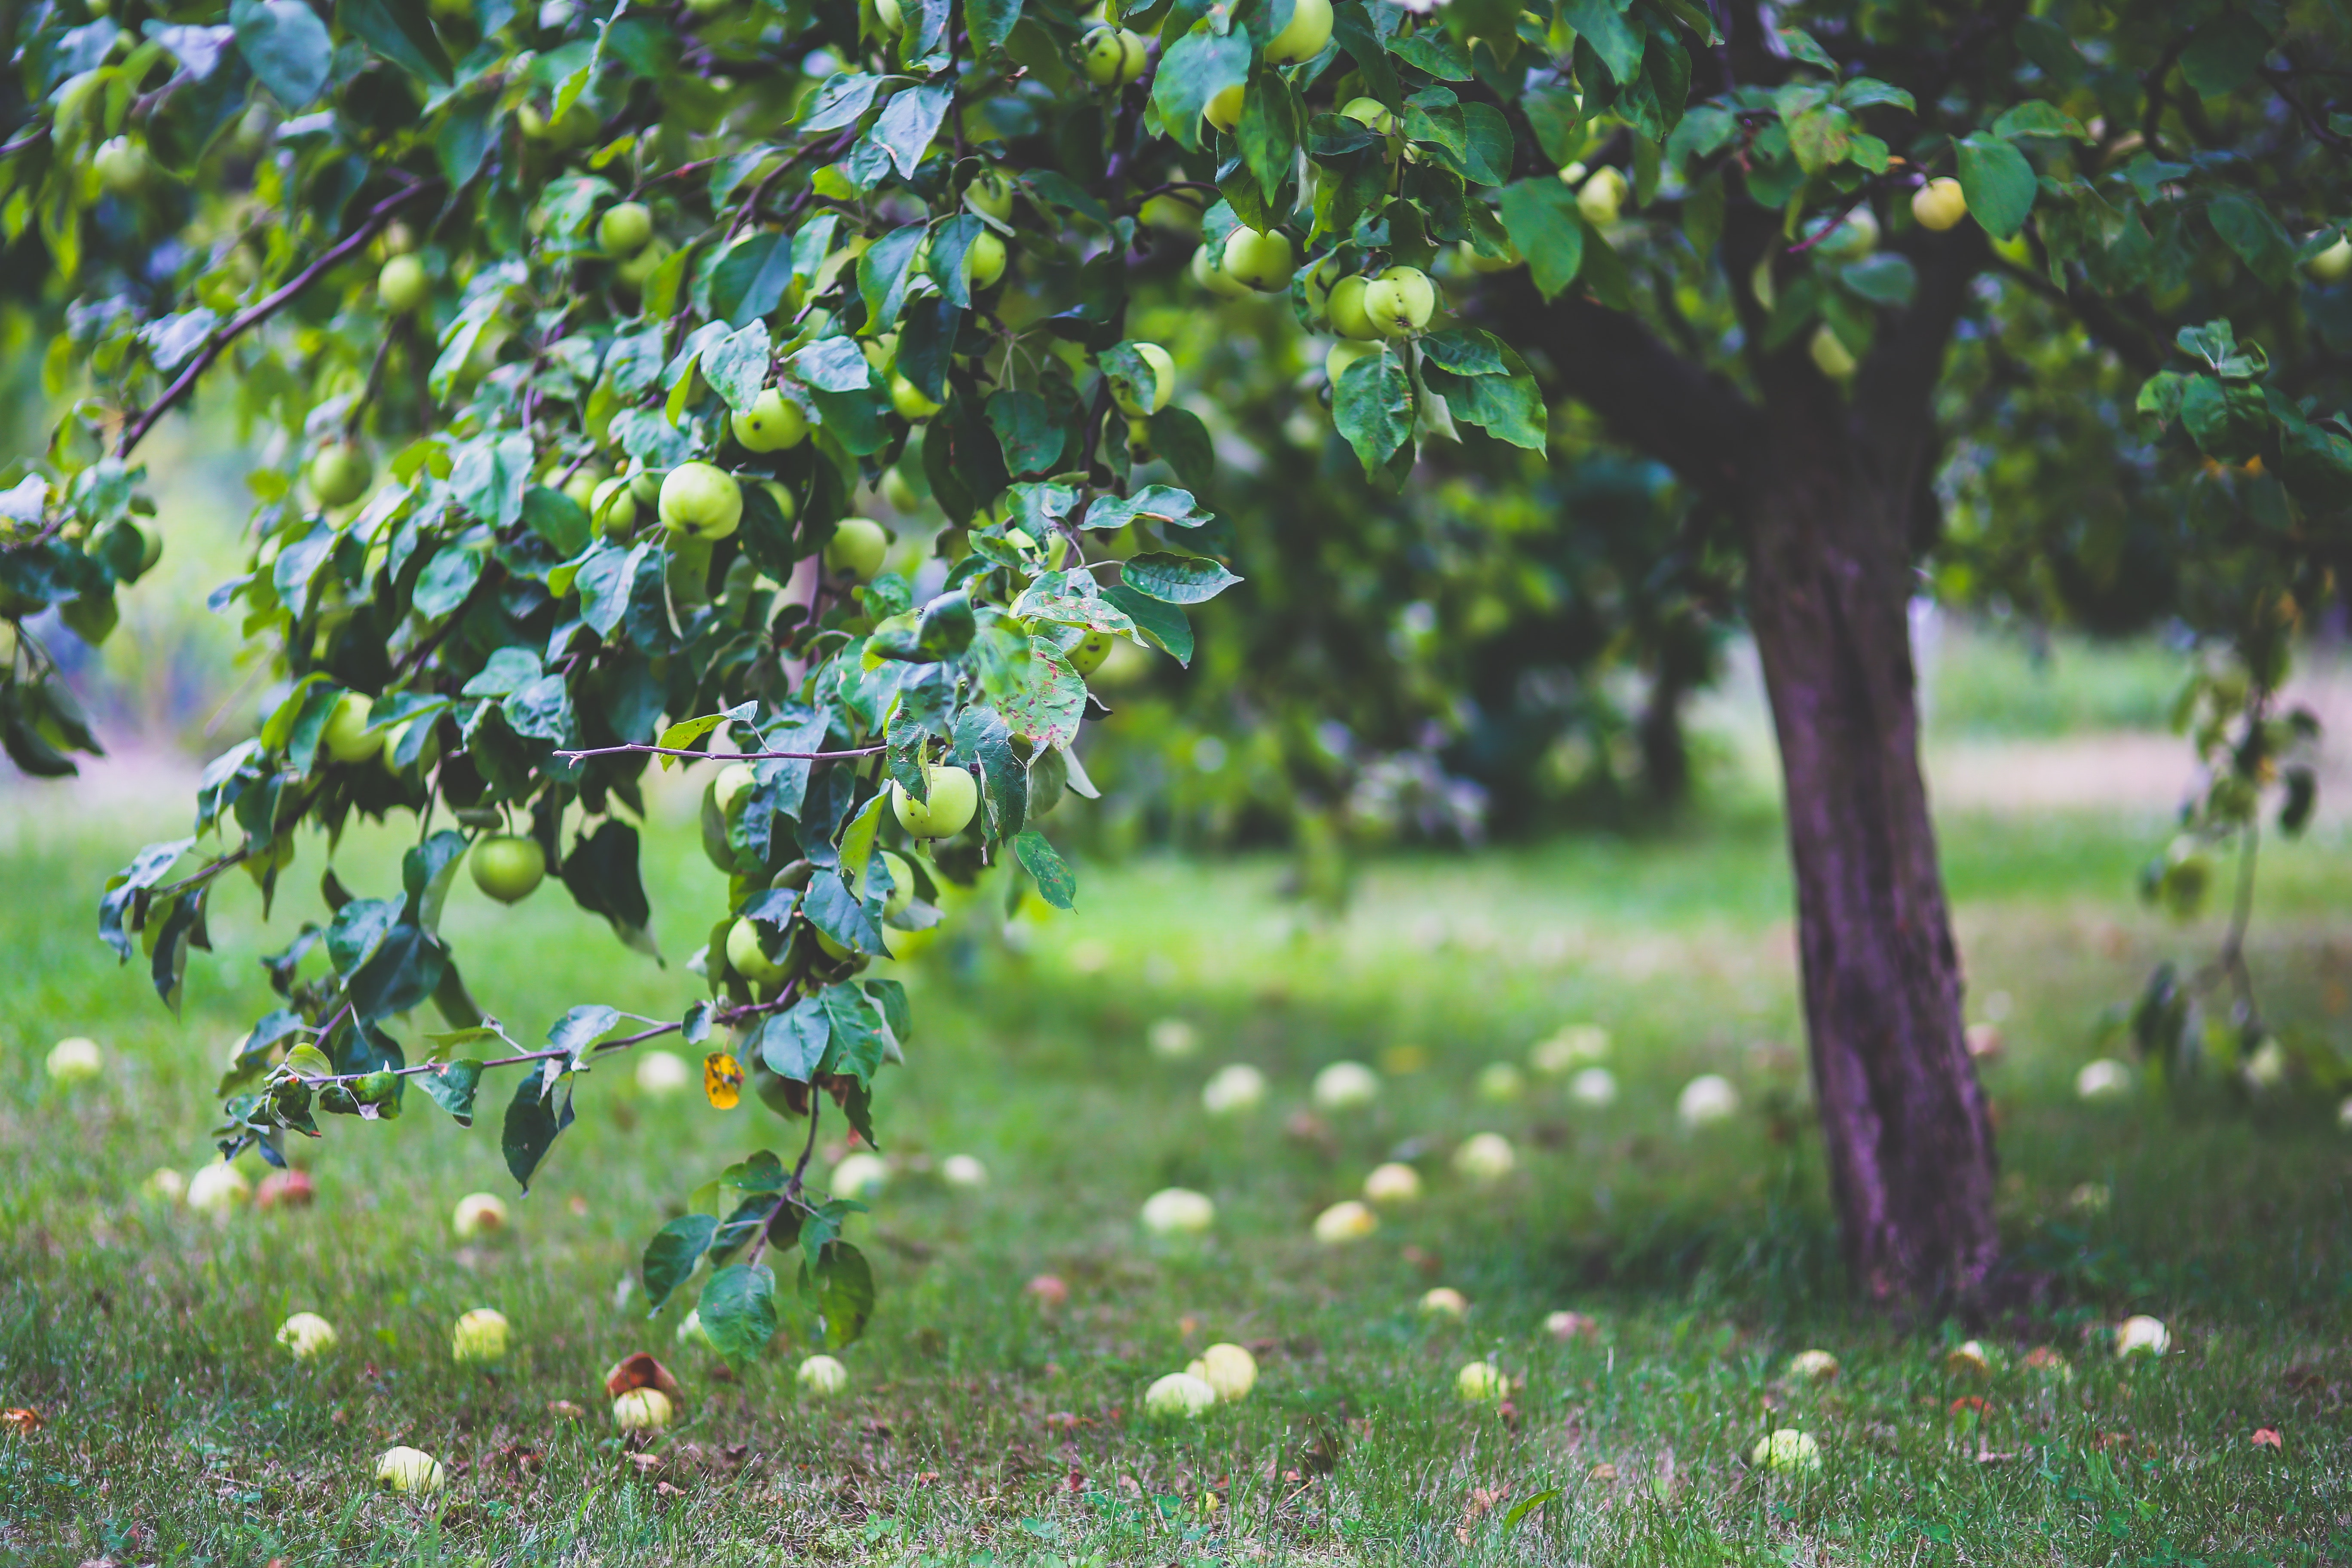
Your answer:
5,651 -> 2352,1565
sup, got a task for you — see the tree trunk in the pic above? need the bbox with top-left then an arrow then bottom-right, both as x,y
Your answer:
1743,389 -> 2000,1308
1486,225 -> 2001,1306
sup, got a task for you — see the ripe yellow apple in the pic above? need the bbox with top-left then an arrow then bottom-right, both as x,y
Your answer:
731,389 -> 808,453
375,1446 -> 445,1493
891,766 -> 979,837
1188,1342 -> 1259,1400
659,461 -> 743,539
1222,226 -> 1295,291
1264,0 -> 1333,64
322,692 -> 383,763
308,441 -> 372,507
598,200 -> 654,256
469,835 -> 545,903
726,916 -> 789,984
1911,176 -> 1968,233
1312,1199 -> 1378,1243
452,1191 -> 509,1239
1140,1186 -> 1215,1235
1111,344 -> 1175,416
1363,1161 -> 1421,1204
380,255 -> 429,314
825,516 -> 891,578
451,1307 -> 510,1363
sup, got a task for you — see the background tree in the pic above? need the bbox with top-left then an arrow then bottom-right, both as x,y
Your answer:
6,0 -> 2351,1320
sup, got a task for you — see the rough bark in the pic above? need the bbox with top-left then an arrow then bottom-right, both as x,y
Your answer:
1482,231 -> 2003,1305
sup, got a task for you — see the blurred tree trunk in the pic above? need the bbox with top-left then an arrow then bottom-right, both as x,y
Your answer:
1488,224 -> 2002,1306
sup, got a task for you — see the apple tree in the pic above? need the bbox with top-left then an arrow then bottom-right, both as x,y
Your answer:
7,0 -> 2352,1321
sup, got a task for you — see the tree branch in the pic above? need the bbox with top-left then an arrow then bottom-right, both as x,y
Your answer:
117,182 -> 440,459
1469,272 -> 1762,503
553,741 -> 886,764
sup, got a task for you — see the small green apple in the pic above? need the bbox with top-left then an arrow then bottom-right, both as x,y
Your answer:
598,201 -> 655,256
452,1191 -> 509,1239
731,389 -> 808,453
1363,265 -> 1434,337
1069,630 -> 1115,677
1911,177 -> 1968,233
308,441 -> 373,508
1339,96 -> 1395,135
616,237 -> 671,291
965,169 -> 1016,220
1326,339 -> 1377,386
1078,25 -> 1148,87
94,136 -> 151,197
1809,324 -> 1859,380
798,1354 -> 849,1395
1144,1372 -> 1217,1419
1577,166 -> 1628,226
469,835 -> 546,903
322,692 -> 383,763
825,516 -> 891,579
375,1446 -> 445,1493
727,916 -> 789,984
659,461 -> 743,540
1222,226 -> 1295,291
888,372 -> 943,420
877,848 -> 917,920
1264,0 -> 1332,64
1203,83 -> 1246,135
451,1307 -> 510,1363
613,1387 -> 674,1431
380,255 -> 429,314
1459,239 -> 1520,273
2307,233 -> 2352,283
46,1036 -> 103,1084
1112,343 -> 1175,416
1325,274 -> 1377,339
1191,243 -> 1253,299
589,476 -> 638,536
965,230 -> 1007,288
277,1311 -> 338,1359
891,766 -> 979,837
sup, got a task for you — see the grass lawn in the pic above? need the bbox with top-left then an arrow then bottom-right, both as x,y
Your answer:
3,782 -> 2349,1566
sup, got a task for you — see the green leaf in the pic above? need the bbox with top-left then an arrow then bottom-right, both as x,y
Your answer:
759,996 -> 832,1082
643,1214 -> 718,1314
710,234 -> 795,329
1099,584 -> 1194,665
804,870 -> 887,956
798,1241 -> 876,1349
2206,194 -> 2297,290
560,821 -> 656,956
1838,252 -> 1918,306
1119,552 -> 1242,605
965,0 -> 1023,54
799,73 -> 883,132
1562,0 -> 1643,84
950,705 -> 1028,837
704,321 -> 773,410
871,83 -> 953,179
1333,348 -> 1415,479
334,0 -> 451,86
697,1262 -> 779,1366
1238,64 -> 1301,205
1148,407 -> 1216,491
988,389 -> 1063,476
1425,364 -> 1547,452
1152,27 -> 1253,155
1500,1488 -> 1560,1534
1990,101 -> 2091,142
401,830 -> 470,934
2179,15 -> 2271,99
1954,134 -> 2036,241
1497,180 -> 1585,300
501,1068 -> 573,1191
2178,375 -> 2269,463
1012,830 -> 1075,909
1835,78 -> 1915,114
817,982 -> 890,1086
1081,485 -> 1213,531
1788,105 -> 1854,173
414,1059 -> 482,1125
232,0 -> 332,107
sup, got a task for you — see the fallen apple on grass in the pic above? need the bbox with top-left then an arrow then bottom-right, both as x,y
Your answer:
799,1354 -> 849,1396
1141,1187 -> 1215,1236
1312,1199 -> 1378,1244
452,1191 -> 509,1240
1311,1060 -> 1380,1111
1750,1429 -> 1822,1473
635,1051 -> 690,1096
1201,1063 -> 1267,1115
1676,1075 -> 1739,1128
276,1312 -> 337,1360
1456,1361 -> 1505,1403
1419,1286 -> 1468,1320
1186,1342 -> 1258,1401
1452,1133 -> 1515,1183
613,1387 -> 674,1431
374,1446 -> 445,1494
1145,1371 -> 1219,1420
1363,1162 -> 1422,1205
1786,1349 -> 1840,1382
452,1308 -> 511,1364
46,1037 -> 103,1084
187,1162 -> 250,1216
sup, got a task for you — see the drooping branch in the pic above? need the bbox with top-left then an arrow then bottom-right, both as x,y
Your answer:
552,741 -> 887,765
116,181 -> 441,459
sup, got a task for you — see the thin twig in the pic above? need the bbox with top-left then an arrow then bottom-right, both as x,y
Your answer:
118,182 -> 440,458
300,992 -> 800,1087
554,741 -> 885,764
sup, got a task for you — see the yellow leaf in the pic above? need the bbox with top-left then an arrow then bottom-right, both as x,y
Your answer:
704,1051 -> 743,1109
